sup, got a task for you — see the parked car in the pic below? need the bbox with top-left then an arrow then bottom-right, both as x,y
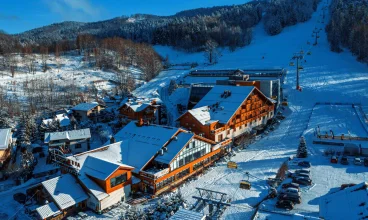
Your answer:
293,173 -> 311,179
276,200 -> 294,210
330,156 -> 338,164
295,169 -> 310,175
282,183 -> 300,191
354,158 -> 362,166
278,193 -> 302,204
340,183 -> 356,190
293,177 -> 312,186
283,187 -> 301,196
341,156 -> 349,165
298,161 -> 311,168
364,157 -> 368,167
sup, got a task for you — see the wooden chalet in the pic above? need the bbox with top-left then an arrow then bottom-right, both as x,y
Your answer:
177,85 -> 275,146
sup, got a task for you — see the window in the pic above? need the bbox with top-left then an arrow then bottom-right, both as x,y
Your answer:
110,173 -> 127,188
75,144 -> 82,149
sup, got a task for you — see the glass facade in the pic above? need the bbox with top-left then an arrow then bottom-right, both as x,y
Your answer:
170,139 -> 211,171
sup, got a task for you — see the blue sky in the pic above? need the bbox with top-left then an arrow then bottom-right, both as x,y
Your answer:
0,0 -> 248,34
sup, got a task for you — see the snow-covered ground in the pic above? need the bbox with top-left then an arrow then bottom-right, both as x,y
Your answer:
0,53 -> 144,101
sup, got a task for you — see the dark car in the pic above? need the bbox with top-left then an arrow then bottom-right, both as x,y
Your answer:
276,200 -> 294,210
365,157 -> 368,167
293,177 -> 312,186
282,182 -> 300,191
298,161 -> 311,168
278,193 -> 301,204
341,156 -> 349,165
340,183 -> 356,190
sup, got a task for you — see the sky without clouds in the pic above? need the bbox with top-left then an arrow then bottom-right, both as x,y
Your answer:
0,0 -> 249,34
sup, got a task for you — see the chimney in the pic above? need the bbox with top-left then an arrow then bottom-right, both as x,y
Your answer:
110,136 -> 116,144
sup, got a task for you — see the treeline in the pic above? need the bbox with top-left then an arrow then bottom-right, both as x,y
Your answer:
326,0 -> 368,62
264,0 -> 321,35
152,3 -> 263,51
76,35 -> 162,81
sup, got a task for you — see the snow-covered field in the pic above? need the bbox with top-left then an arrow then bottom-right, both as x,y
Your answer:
0,53 -> 144,101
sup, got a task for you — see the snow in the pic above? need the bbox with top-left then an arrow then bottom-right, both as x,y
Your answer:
80,156 -> 121,180
170,208 -> 205,220
41,174 -> 89,210
307,104 -> 368,137
0,128 -> 11,150
155,132 -> 194,164
319,182 -> 368,220
36,202 -> 61,219
2,0 -> 368,218
144,1 -> 368,219
42,113 -> 71,127
187,106 -> 213,125
44,128 -> 91,143
72,103 -> 98,111
79,173 -> 109,201
193,85 -> 255,124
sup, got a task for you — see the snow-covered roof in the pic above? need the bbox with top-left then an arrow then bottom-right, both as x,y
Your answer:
170,209 -> 205,220
155,132 -> 194,164
81,156 -> 121,180
44,129 -> 91,143
42,114 -> 71,127
187,107 -> 213,125
319,182 -> 368,220
119,97 -> 161,112
78,173 -> 109,201
192,85 -> 255,124
36,202 -> 61,219
0,128 -> 11,150
42,174 -> 89,210
72,103 -> 98,111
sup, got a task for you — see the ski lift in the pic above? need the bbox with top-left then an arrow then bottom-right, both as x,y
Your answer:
289,62 -> 295,66
307,51 -> 312,55
300,50 -> 304,54
298,66 -> 304,70
239,180 -> 251,190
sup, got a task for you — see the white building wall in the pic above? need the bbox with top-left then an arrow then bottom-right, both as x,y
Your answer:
100,187 -> 126,210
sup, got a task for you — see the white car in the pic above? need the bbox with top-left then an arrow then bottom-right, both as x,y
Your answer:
354,158 -> 362,166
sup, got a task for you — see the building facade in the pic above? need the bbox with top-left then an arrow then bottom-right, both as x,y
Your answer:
118,97 -> 160,123
0,128 -> 13,168
44,129 -> 91,154
177,85 -> 274,145
72,103 -> 101,121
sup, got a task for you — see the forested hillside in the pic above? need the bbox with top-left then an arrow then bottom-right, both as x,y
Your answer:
14,0 -> 319,52
264,0 -> 321,35
326,0 -> 368,62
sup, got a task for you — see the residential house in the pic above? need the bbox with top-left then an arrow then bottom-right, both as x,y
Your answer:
0,128 -> 13,168
44,129 -> 91,154
72,103 -> 101,121
35,174 -> 89,220
70,121 -> 220,196
42,114 -> 71,128
118,97 -> 161,123
177,85 -> 275,146
319,182 -> 368,220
